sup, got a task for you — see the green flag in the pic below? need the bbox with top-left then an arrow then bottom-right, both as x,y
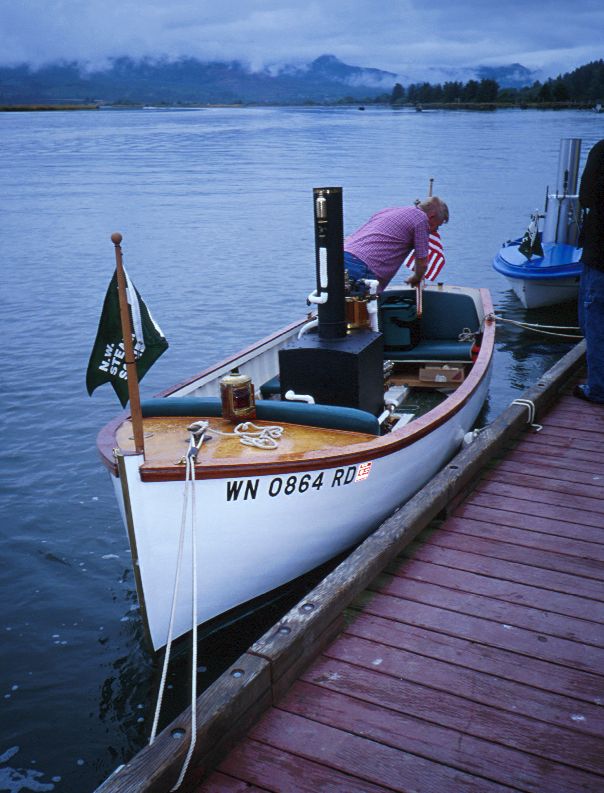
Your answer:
86,268 -> 168,407
518,214 -> 544,260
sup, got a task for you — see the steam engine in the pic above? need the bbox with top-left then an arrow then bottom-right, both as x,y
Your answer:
278,187 -> 385,415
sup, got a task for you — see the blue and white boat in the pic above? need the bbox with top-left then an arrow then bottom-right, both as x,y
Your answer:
493,138 -> 583,309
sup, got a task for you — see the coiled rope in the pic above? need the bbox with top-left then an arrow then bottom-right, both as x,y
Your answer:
487,313 -> 583,341
188,420 -> 284,450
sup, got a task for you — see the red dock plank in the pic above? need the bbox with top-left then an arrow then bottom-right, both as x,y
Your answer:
537,422 -> 604,449
198,772 -> 267,792
345,612 -> 604,706
319,633 -> 604,737
483,466 -> 604,501
403,538 -> 604,602
490,455 -> 604,489
540,410 -> 604,436
369,572 -> 604,646
418,527 -> 604,581
235,709 -> 516,793
453,501 -> 604,545
388,556 -> 604,622
471,481 -> 604,522
215,737 -> 397,792
441,516 -> 604,562
277,681 -> 592,792
198,397 -> 604,792
518,432 -> 603,461
296,661 -> 604,782
354,590 -> 603,674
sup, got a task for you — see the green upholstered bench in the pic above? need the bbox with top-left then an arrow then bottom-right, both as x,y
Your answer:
259,376 -> 281,398
385,339 -> 474,362
141,397 -> 380,435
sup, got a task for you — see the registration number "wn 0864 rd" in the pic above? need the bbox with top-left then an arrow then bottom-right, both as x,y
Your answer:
225,463 -> 372,502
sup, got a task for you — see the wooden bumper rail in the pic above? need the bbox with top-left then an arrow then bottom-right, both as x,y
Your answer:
95,341 -> 587,793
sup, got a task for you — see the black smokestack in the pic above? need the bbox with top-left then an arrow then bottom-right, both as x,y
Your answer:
313,187 -> 347,340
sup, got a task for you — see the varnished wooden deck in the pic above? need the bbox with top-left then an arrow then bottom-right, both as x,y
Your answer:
198,390 -> 604,792
116,415 -> 376,467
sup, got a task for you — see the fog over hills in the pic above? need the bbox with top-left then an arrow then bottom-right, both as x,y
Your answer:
0,54 -> 538,105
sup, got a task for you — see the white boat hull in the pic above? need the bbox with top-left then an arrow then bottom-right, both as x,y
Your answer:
98,283 -> 495,651
113,363 -> 491,650
504,275 -> 580,309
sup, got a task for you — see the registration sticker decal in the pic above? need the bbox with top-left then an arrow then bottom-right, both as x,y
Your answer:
355,462 -> 372,482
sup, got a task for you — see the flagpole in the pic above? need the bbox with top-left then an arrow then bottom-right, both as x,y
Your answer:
112,232 -> 145,455
420,179 -> 434,316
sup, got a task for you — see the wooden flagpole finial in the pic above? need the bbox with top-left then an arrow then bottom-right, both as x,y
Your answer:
112,232 -> 145,455
428,177 -> 434,197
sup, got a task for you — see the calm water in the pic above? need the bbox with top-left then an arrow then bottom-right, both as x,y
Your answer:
0,106 -> 601,792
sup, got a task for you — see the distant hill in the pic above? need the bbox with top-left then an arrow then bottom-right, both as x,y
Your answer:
3,54 -> 594,107
475,63 -> 537,89
0,55 -> 397,105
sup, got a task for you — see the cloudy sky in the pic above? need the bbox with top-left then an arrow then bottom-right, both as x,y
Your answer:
1,0 -> 601,81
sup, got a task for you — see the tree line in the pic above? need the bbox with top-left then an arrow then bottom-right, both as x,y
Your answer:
341,59 -> 604,106
393,60 -> 603,105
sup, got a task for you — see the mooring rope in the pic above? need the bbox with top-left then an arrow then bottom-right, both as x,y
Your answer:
458,327 -> 477,343
150,435 -> 201,790
511,398 -> 543,431
170,441 -> 199,791
487,313 -> 583,341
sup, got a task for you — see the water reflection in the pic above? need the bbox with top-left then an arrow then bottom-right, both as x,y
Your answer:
0,106 -> 596,792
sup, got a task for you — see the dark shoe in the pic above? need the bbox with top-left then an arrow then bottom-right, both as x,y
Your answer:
573,384 -> 604,404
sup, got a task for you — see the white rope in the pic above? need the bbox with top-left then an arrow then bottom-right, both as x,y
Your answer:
508,320 -> 581,331
487,313 -> 583,341
150,435 -> 201,791
170,447 -> 198,791
235,422 -> 283,448
511,398 -> 543,431
149,449 -> 191,744
204,421 -> 284,449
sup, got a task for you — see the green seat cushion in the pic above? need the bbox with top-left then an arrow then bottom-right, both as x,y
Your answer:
386,340 -> 473,361
141,397 -> 380,435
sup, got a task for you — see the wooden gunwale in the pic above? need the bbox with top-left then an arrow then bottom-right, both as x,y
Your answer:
97,290 -> 494,480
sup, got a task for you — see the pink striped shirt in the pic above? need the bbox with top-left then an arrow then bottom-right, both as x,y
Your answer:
344,206 -> 430,289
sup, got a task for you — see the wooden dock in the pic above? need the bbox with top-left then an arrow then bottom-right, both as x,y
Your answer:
96,342 -> 603,793
199,386 -> 604,792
